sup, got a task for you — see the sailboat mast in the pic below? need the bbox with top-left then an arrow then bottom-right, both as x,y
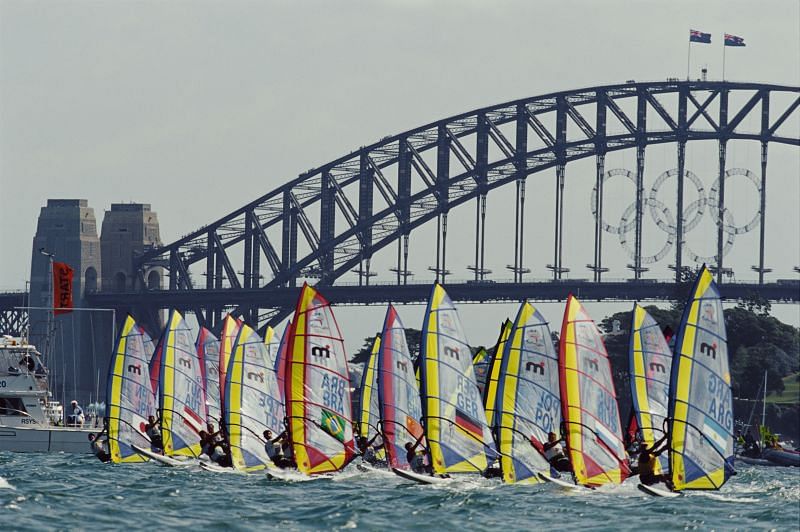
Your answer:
761,370 -> 767,429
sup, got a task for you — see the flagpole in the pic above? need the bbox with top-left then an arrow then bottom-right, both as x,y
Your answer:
723,39 -> 727,81
687,40 -> 692,80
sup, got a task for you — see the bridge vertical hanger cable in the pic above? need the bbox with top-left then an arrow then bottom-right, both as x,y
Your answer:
716,89 -> 729,284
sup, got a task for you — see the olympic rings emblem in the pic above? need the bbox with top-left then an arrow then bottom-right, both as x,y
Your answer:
590,167 -> 761,264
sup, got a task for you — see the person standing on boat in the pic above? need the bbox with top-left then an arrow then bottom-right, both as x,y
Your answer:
67,400 -> 85,427
145,414 -> 163,453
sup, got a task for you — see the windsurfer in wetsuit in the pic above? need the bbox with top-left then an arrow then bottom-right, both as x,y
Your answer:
357,433 -> 385,465
89,421 -> 111,463
145,414 -> 163,453
541,432 -> 571,473
404,432 -> 429,474
637,433 -> 671,487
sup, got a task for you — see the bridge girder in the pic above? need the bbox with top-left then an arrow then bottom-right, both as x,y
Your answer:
132,81 -> 800,328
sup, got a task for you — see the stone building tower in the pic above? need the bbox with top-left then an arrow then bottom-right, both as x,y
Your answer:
100,203 -> 163,292
28,199 -> 106,407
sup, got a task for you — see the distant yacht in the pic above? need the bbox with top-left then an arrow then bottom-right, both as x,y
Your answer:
0,335 -> 96,453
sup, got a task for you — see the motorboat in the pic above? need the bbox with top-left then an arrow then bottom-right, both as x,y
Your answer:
0,335 -> 97,453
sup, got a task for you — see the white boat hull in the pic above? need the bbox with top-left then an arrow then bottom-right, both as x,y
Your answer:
0,425 -> 96,453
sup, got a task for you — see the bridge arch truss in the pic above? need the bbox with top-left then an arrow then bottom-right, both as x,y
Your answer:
134,81 -> 800,329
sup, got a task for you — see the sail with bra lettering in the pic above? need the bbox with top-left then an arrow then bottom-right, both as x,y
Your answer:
495,302 -> 559,484
560,295 -> 630,487
225,323 -> 284,472
484,319 -> 512,429
420,283 -> 495,474
286,284 -> 355,475
107,315 -> 158,463
629,304 -> 673,476
668,266 -> 735,491
377,305 -> 425,470
158,310 -> 206,458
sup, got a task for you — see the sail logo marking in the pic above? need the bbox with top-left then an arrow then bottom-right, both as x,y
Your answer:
585,357 -> 599,372
701,302 -> 717,324
179,357 -> 192,369
127,363 -> 142,375
700,342 -> 717,359
444,345 -> 460,360
525,361 -> 545,375
312,345 -> 331,359
649,361 -> 667,373
396,359 -> 408,372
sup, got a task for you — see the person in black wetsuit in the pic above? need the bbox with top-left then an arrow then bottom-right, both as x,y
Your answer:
541,432 -> 571,473
144,414 -> 163,453
638,433 -> 671,487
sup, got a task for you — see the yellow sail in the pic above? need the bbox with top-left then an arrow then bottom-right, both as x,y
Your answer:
484,319 -> 512,428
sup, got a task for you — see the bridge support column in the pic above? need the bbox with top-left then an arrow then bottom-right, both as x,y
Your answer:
551,164 -> 566,280
480,194 -> 487,280
592,154 -> 606,282
757,141 -> 768,284
675,141 -> 686,281
633,145 -> 646,279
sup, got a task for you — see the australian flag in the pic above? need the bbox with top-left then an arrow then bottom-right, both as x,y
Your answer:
690,30 -> 712,44
724,34 -> 746,47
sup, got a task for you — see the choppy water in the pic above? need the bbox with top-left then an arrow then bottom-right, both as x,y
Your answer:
0,453 -> 798,531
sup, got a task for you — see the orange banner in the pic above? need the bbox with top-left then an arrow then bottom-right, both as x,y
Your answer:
53,261 -> 74,315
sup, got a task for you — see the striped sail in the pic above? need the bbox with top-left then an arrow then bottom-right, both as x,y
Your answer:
668,266 -> 734,490
483,320 -> 512,428
420,284 -> 495,474
275,321 -> 291,400
629,304 -> 672,475
159,310 -> 206,458
495,302 -> 559,484
377,305 -> 424,470
226,324 -> 284,472
358,336 -> 381,441
197,327 -> 221,425
218,315 -> 243,411
560,295 -> 629,487
107,315 -> 157,463
286,284 -> 355,475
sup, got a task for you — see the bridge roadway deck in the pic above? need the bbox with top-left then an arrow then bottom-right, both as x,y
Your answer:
85,280 -> 800,309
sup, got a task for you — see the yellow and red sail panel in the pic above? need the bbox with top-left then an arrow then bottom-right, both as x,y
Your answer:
419,284 -> 495,475
668,266 -> 734,491
495,302 -> 558,484
107,315 -> 157,463
629,304 -> 672,476
226,324 -> 284,472
158,310 -> 206,458
286,284 -> 355,475
559,295 -> 629,487
275,320 -> 291,400
218,314 -> 243,409
359,336 -> 381,441
483,319 -> 512,428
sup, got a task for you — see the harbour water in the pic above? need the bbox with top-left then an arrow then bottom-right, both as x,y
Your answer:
0,453 -> 797,530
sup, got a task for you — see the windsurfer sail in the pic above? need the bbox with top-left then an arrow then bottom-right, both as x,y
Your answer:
285,284 -> 355,475
275,320 -> 291,400
218,314 -> 243,411
668,265 -> 735,491
629,304 -> 673,475
358,336 -> 382,443
107,315 -> 157,463
483,319 -> 512,428
495,302 -> 560,484
158,310 -> 206,458
225,324 -> 284,472
419,283 -> 496,475
559,295 -> 630,487
376,305 -> 424,470
197,327 -> 221,425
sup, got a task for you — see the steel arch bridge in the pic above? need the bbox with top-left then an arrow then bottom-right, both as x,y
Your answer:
117,80 -> 799,330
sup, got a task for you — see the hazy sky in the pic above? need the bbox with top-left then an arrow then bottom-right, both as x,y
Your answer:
1,0 -> 798,348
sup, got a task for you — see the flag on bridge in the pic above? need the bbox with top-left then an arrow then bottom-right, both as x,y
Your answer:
724,34 -> 746,47
689,30 -> 712,44
53,261 -> 74,315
